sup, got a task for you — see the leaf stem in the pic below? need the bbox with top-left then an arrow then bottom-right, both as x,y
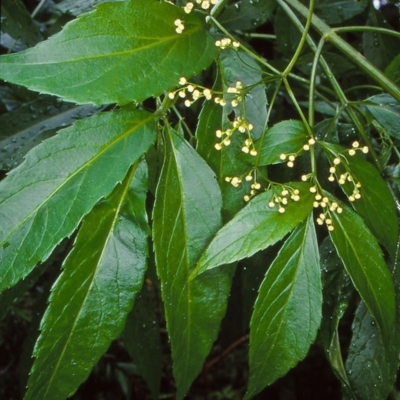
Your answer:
281,0 -> 315,77
283,0 -> 400,102
332,26 -> 400,39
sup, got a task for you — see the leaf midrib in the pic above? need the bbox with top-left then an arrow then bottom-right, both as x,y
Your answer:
39,162 -> 138,399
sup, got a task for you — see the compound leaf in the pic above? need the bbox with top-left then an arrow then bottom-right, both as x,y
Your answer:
153,127 -> 232,399
0,109 -> 156,293
0,0 -> 217,105
192,182 -> 314,277
25,160 -> 150,400
245,214 -> 322,399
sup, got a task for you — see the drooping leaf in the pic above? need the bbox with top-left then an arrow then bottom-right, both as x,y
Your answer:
319,236 -> 357,399
365,94 -> 400,140
0,0 -> 217,105
124,285 -> 162,400
255,120 -> 308,166
0,95 -> 98,170
322,142 -> 398,257
25,160 -> 150,400
153,127 -> 233,399
328,200 -> 395,340
0,109 -> 156,293
1,0 -> 41,46
219,0 -> 276,31
191,182 -> 314,277
245,214 -> 322,399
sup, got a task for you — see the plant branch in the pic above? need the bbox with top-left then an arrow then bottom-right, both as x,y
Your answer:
283,0 -> 400,102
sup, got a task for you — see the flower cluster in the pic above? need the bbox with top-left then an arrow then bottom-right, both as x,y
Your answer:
174,19 -> 185,34
348,141 -> 368,156
308,186 -> 343,231
279,138 -> 316,168
226,81 -> 244,107
181,0 -> 218,14
215,38 -> 241,50
214,116 -> 257,155
168,77 -> 213,107
268,186 -> 301,213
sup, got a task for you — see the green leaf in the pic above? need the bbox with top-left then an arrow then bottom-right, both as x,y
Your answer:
153,127 -> 233,399
0,109 -> 156,293
0,0 -> 217,105
55,0 -> 119,16
385,53 -> 400,85
314,0 -> 368,25
245,214 -> 322,399
346,247 -> 400,400
25,160 -> 149,400
219,0 -> 276,31
362,7 -> 400,71
319,236 -> 357,399
322,142 -> 398,257
124,285 -> 162,400
365,94 -> 400,140
256,120 -> 308,166
1,0 -> 41,46
328,201 -> 395,340
191,182 -> 314,277
345,301 -> 399,400
0,96 -> 98,170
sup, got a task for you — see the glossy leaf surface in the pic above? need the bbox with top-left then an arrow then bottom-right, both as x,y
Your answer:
256,120 -> 308,166
328,202 -> 395,339
0,109 -> 156,293
0,0 -> 217,105
25,161 -> 150,400
245,215 -> 322,399
153,128 -> 232,399
192,182 -> 314,277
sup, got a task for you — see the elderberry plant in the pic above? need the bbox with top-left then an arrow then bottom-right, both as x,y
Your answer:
0,0 -> 399,399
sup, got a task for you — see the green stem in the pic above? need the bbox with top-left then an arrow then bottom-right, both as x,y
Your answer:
283,0 -> 400,102
208,0 -> 229,21
332,26 -> 400,38
283,77 -> 313,136
243,33 -> 277,40
281,0 -> 315,77
308,37 -> 325,127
